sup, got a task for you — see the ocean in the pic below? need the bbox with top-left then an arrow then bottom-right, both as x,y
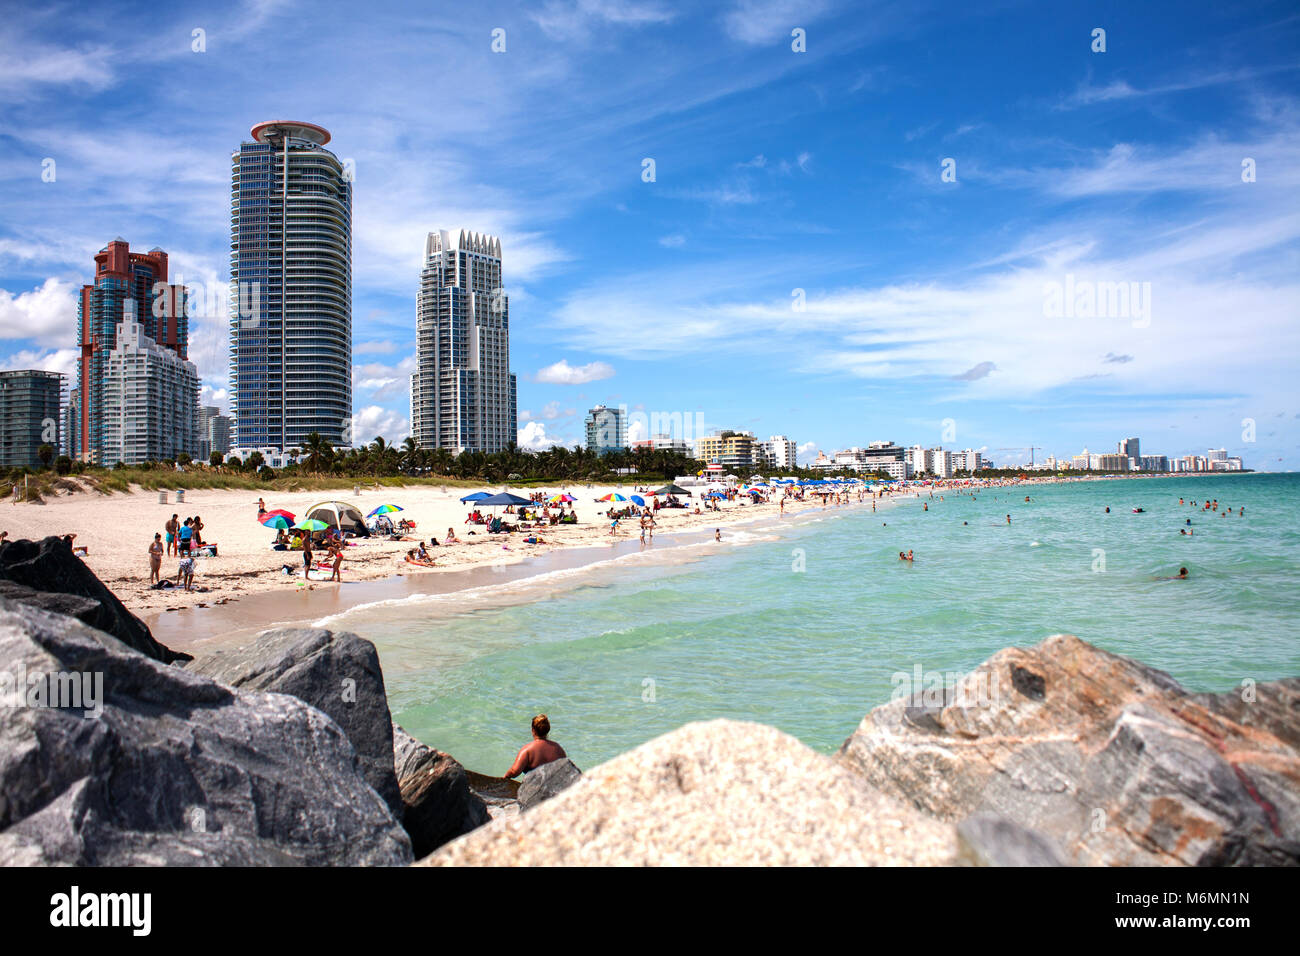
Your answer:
317,473 -> 1300,775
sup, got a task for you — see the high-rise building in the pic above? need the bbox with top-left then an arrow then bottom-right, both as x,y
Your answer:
230,121 -> 352,453
77,239 -> 188,463
1118,437 -> 1140,465
694,430 -> 758,470
760,435 -> 798,470
63,386 -> 79,460
0,371 -> 64,468
584,404 -> 628,456
409,230 -> 517,453
100,315 -> 200,465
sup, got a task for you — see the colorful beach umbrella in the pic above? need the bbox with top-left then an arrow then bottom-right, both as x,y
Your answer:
367,504 -> 403,517
260,514 -> 291,529
547,493 -> 576,503
294,518 -> 330,531
598,493 -> 629,502
264,508 -> 295,520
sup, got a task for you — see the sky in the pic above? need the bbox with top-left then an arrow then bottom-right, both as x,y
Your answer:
1,0 -> 1297,468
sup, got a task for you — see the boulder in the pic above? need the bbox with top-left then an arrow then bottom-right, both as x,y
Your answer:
423,720 -> 959,866
188,627 -> 403,821
392,726 -> 489,858
0,536 -> 190,663
0,599 -> 411,865
836,634 -> 1300,866
517,757 -> 582,810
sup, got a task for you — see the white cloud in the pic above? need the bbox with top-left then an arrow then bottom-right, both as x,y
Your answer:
534,359 -> 615,385
518,420 -> 559,451
659,234 -> 686,247
352,405 -> 410,444
722,0 -> 832,45
627,418 -> 648,442
531,0 -> 676,41
0,347 -> 77,378
0,278 -> 78,347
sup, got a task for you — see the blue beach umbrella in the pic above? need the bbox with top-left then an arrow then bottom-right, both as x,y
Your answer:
460,491 -> 492,503
631,495 -> 646,506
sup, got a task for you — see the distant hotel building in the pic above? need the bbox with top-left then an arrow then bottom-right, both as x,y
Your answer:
77,239 -> 188,463
198,406 -> 233,461
631,433 -> 691,455
230,121 -> 352,453
0,370 -> 64,468
101,314 -> 200,465
759,435 -> 798,470
410,230 -> 517,453
694,430 -> 759,471
585,404 -> 628,456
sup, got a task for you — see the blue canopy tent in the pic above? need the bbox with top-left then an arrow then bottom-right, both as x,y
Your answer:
477,492 -> 534,507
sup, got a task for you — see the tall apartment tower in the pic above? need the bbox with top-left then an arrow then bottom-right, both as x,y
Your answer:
0,370 -> 64,468
77,239 -> 188,463
584,404 -> 627,456
229,121 -> 352,453
101,314 -> 200,465
410,230 -> 517,453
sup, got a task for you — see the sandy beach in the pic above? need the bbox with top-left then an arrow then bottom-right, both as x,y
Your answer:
1,479 -> 820,620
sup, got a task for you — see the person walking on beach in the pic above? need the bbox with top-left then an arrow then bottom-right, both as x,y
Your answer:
148,533 -> 163,584
329,543 -> 343,582
257,497 -> 267,516
302,537 -> 314,581
165,514 -> 179,557
504,714 -> 567,779
176,555 -> 195,591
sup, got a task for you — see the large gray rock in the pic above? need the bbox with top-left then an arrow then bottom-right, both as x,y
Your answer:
0,599 -> 411,866
836,634 -> 1300,866
0,536 -> 190,663
392,726 -> 489,858
517,757 -> 582,810
424,720 -> 960,866
188,627 -> 402,820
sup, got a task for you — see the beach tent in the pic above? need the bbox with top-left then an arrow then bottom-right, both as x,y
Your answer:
477,492 -> 533,508
460,491 -> 492,503
305,501 -> 368,534
653,483 -> 692,496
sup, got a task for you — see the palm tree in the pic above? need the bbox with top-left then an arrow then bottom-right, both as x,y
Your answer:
302,431 -> 334,474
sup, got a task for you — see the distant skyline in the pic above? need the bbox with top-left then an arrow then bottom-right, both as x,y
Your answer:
1,0 -> 1297,469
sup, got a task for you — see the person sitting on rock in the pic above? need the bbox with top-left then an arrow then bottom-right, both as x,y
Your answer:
504,714 -> 567,779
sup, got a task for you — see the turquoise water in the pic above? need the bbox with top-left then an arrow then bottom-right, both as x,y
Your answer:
320,474 -> 1300,774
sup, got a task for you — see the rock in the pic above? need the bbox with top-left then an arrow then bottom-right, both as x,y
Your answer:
187,627 -> 403,820
836,634 -> 1300,866
423,720 -> 959,866
517,757 -> 582,810
0,599 -> 411,865
392,726 -> 489,858
956,814 -> 1068,867
0,536 -> 190,663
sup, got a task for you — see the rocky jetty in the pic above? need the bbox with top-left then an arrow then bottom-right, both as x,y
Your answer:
836,634 -> 1300,866
0,535 -> 189,663
0,599 -> 410,865
424,720 -> 960,866
1,538 -> 1295,868
188,627 -> 404,820
392,726 -> 489,857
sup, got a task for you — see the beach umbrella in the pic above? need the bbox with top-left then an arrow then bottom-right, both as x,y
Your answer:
260,514 -> 291,530
547,493 -> 576,503
264,508 -> 295,520
460,491 -> 492,503
630,495 -> 646,506
598,493 -> 628,502
367,504 -> 403,517
295,518 -> 330,531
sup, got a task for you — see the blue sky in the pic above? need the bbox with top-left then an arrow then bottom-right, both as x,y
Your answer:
1,0 -> 1297,468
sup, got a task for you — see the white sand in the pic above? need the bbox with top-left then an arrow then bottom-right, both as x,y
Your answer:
2,480 -> 825,616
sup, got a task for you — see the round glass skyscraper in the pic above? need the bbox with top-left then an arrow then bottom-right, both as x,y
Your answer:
229,121 -> 352,452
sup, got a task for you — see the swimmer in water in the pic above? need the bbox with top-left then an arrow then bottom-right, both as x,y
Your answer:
1105,506 -> 1110,513
1006,514 -> 1011,524
1175,567 -> 1188,579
